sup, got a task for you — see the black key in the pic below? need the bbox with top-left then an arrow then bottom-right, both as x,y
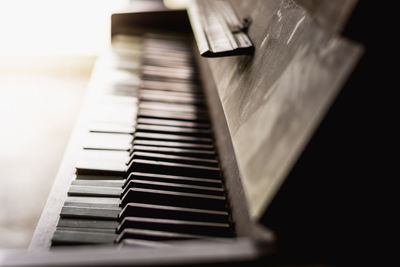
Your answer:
135,124 -> 211,137
137,118 -> 210,129
119,202 -> 229,223
132,145 -> 216,159
126,159 -> 221,178
132,140 -> 214,150
126,152 -> 219,167
134,132 -> 213,145
60,206 -> 119,220
68,185 -> 121,197
121,179 -> 224,197
125,172 -> 222,187
116,217 -> 233,237
120,188 -> 227,211
52,230 -> 116,245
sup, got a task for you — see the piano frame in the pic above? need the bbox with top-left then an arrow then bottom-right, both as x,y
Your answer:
17,0 -> 363,265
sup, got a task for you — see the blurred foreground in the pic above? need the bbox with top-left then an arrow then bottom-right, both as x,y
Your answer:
0,56 -> 95,248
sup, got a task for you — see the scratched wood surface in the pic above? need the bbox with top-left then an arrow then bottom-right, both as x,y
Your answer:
203,0 -> 362,220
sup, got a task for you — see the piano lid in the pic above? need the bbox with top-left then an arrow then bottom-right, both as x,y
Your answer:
196,0 -> 363,220
187,0 -> 254,57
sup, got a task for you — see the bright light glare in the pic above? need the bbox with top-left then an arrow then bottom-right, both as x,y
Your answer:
0,0 -> 129,56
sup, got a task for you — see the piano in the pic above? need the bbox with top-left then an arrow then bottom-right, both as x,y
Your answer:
1,0 -> 365,265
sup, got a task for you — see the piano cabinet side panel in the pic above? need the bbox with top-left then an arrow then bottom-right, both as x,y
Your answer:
203,0 -> 362,220
195,50 -> 254,239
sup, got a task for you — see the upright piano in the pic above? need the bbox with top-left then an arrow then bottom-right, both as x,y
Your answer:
2,0 -> 364,265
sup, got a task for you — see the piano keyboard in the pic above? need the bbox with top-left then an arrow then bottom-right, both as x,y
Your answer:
51,34 -> 235,246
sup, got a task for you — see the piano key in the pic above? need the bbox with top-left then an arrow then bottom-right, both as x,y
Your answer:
125,172 -> 223,187
78,149 -> 130,163
112,34 -> 143,47
139,102 -> 207,114
52,230 -> 117,245
89,105 -> 137,122
57,218 -> 118,229
56,227 -> 116,234
120,188 -> 227,211
75,163 -> 126,176
138,109 -> 209,122
89,114 -> 136,126
134,132 -> 213,144
145,38 -> 192,51
111,56 -> 141,72
143,56 -> 193,68
64,201 -> 119,209
145,40 -> 192,51
82,132 -> 133,151
137,118 -> 210,129
88,122 -> 135,134
144,47 -> 192,58
132,140 -> 214,150
143,65 -> 195,75
132,145 -> 216,159
127,152 -> 218,167
60,206 -> 119,220
76,174 -> 124,180
119,202 -> 229,223
68,185 -> 122,197
139,89 -> 202,99
107,70 -> 141,88
76,150 -> 129,175
126,159 -> 221,178
92,95 -> 138,106
64,195 -> 121,209
141,80 -> 200,93
110,84 -> 139,97
115,228 -> 212,243
122,179 -> 224,197
140,93 -> 204,105
64,196 -> 120,206
71,180 -> 124,187
142,74 -> 196,84
116,217 -> 232,237
135,124 -> 212,137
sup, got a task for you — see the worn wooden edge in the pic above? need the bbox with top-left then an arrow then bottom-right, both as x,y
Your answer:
28,55 -> 110,251
5,238 -> 275,266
